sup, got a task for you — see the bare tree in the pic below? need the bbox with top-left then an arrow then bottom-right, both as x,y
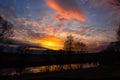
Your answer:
100,1 -> 120,53
64,35 -> 87,53
0,16 -> 13,40
74,41 -> 87,53
64,35 -> 73,52
103,25 -> 120,53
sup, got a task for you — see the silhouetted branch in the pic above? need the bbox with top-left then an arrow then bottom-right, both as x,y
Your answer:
0,16 -> 13,41
64,35 -> 87,53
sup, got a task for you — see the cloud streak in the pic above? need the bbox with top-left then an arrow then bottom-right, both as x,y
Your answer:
46,0 -> 87,22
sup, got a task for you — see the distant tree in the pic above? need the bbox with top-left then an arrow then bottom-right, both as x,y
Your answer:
74,41 -> 87,53
104,0 -> 120,53
0,16 -> 13,41
64,35 -> 73,52
103,25 -> 120,53
117,25 -> 120,41
64,35 -> 87,53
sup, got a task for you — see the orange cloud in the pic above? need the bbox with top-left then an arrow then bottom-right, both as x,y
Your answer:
30,36 -> 64,50
46,0 -> 87,22
12,16 -> 115,52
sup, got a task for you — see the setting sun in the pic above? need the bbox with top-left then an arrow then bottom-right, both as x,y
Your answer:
32,36 -> 64,50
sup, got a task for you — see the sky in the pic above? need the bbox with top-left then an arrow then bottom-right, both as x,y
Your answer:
0,0 -> 120,52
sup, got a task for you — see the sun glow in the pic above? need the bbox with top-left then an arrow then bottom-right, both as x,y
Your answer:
32,36 -> 64,50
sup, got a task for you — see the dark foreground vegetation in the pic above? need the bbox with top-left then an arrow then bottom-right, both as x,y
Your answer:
0,50 -> 120,80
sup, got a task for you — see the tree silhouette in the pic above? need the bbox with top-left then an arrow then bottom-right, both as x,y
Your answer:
64,35 -> 87,53
103,25 -> 120,53
117,25 -> 120,41
0,16 -> 13,41
103,0 -> 120,53
64,35 -> 73,52
74,41 -> 87,53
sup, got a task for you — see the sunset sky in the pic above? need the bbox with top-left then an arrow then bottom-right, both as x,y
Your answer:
0,0 -> 120,52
